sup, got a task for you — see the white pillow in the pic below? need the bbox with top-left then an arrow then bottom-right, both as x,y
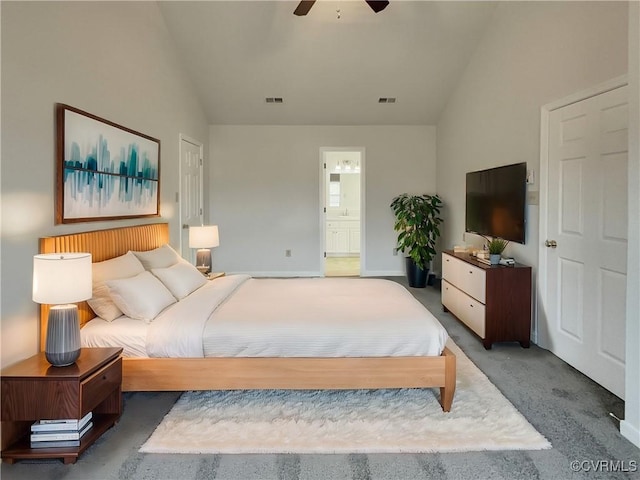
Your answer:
87,252 -> 145,321
132,244 -> 182,270
105,271 -> 177,323
151,261 -> 207,300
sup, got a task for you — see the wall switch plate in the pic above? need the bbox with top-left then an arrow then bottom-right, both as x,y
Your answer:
285,249 -> 292,257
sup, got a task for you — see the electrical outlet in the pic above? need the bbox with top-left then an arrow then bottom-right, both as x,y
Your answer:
392,248 -> 398,256
285,249 -> 292,257
527,190 -> 539,205
526,169 -> 535,185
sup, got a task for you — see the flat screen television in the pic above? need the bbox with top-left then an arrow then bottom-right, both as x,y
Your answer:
465,162 -> 527,244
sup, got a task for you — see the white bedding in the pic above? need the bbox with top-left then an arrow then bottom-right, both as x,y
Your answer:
81,275 -> 448,358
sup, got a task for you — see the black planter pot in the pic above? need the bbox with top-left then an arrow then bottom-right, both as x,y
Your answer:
405,257 -> 429,288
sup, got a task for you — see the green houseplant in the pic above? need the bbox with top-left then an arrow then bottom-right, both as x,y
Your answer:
487,237 -> 508,265
390,193 -> 443,288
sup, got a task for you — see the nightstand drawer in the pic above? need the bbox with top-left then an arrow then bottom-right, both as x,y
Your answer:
81,358 -> 122,415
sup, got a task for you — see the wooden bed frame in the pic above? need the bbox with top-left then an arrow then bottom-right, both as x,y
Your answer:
39,223 -> 456,411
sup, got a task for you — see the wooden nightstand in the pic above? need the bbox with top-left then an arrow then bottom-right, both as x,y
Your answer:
1,347 -> 123,464
207,272 -> 225,280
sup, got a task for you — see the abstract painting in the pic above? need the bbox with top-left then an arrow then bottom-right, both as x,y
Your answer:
56,104 -> 160,223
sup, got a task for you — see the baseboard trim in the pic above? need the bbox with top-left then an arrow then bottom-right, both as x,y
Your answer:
361,271 -> 405,277
230,271 -> 321,278
227,270 -> 407,278
621,420 -> 640,448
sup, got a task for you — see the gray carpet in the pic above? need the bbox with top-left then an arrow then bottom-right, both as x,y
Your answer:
2,277 -> 638,480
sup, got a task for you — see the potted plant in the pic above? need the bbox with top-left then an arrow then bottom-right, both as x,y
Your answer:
487,237 -> 508,265
390,193 -> 443,288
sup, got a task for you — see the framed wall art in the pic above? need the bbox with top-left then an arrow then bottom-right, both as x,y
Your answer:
55,104 -> 161,224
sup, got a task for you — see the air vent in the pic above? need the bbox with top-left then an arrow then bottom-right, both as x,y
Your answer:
265,97 -> 284,103
378,97 -> 396,103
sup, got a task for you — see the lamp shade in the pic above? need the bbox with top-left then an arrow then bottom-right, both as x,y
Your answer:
189,225 -> 220,249
33,253 -> 92,304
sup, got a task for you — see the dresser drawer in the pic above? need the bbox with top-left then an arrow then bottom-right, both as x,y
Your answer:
442,253 -> 459,284
81,358 -> 122,415
459,263 -> 486,303
441,280 -> 459,317
460,293 -> 486,339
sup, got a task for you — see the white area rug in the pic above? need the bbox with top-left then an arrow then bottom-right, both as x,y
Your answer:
140,341 -> 551,454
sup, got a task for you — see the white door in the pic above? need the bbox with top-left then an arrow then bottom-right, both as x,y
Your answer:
179,135 -> 204,260
544,85 -> 628,398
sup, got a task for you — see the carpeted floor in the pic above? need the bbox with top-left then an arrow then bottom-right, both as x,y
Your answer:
2,277 -> 638,480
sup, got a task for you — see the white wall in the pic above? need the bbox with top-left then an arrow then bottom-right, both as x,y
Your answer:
437,1 -> 628,265
209,125 -> 436,276
622,0 -> 640,449
436,1 -> 638,446
0,2 -> 209,367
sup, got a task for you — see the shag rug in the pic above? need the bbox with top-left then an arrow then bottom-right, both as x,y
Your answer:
140,341 -> 551,454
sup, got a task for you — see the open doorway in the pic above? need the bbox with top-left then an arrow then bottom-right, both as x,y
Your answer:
321,148 -> 364,277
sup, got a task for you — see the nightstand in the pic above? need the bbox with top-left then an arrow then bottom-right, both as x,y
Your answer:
207,272 -> 225,280
1,347 -> 123,464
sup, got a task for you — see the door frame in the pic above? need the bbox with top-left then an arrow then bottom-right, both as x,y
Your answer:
178,134 -> 204,258
319,147 -> 366,276
537,75 -> 628,348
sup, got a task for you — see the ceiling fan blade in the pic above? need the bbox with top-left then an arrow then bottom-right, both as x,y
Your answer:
365,0 -> 389,13
293,0 -> 316,16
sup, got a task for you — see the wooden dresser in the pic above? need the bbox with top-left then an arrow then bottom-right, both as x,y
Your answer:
441,250 -> 532,349
1,347 -> 122,464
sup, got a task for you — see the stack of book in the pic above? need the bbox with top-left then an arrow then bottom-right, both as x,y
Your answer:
30,411 -> 93,449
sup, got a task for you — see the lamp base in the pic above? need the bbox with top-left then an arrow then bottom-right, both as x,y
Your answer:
45,305 -> 81,367
195,249 -> 212,275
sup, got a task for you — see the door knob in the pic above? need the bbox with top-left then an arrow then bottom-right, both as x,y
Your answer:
545,240 -> 557,248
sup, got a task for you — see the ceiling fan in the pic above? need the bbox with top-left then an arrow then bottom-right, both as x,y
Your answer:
294,0 -> 389,16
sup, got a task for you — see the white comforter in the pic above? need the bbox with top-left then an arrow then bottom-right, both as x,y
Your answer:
146,274 -> 249,357
147,275 -> 448,358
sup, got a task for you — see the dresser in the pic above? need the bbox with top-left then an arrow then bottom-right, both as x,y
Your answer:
441,251 -> 531,349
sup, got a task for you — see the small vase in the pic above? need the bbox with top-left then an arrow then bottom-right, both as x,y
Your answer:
489,254 -> 501,265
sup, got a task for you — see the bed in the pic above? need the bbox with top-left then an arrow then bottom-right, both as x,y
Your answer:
39,223 -> 456,411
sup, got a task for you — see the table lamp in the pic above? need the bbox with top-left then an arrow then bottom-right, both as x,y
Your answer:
189,225 -> 219,274
33,253 -> 92,367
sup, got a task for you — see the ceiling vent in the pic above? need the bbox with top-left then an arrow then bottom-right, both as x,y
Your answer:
265,97 -> 284,104
378,97 -> 396,103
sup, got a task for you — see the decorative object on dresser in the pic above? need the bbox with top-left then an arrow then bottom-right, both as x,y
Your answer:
487,237 -> 509,265
32,252 -> 92,366
441,251 -> 531,349
55,104 -> 161,224
1,347 -> 122,464
390,193 -> 443,288
188,225 -> 220,275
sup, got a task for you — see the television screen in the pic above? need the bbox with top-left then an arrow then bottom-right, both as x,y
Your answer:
465,162 -> 527,244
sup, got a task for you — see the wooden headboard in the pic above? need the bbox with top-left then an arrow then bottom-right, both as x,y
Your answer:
38,222 -> 170,350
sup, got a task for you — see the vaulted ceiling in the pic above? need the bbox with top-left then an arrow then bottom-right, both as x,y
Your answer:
158,1 -> 497,125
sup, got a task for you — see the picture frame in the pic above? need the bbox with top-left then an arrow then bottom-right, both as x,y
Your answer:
55,104 -> 161,224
